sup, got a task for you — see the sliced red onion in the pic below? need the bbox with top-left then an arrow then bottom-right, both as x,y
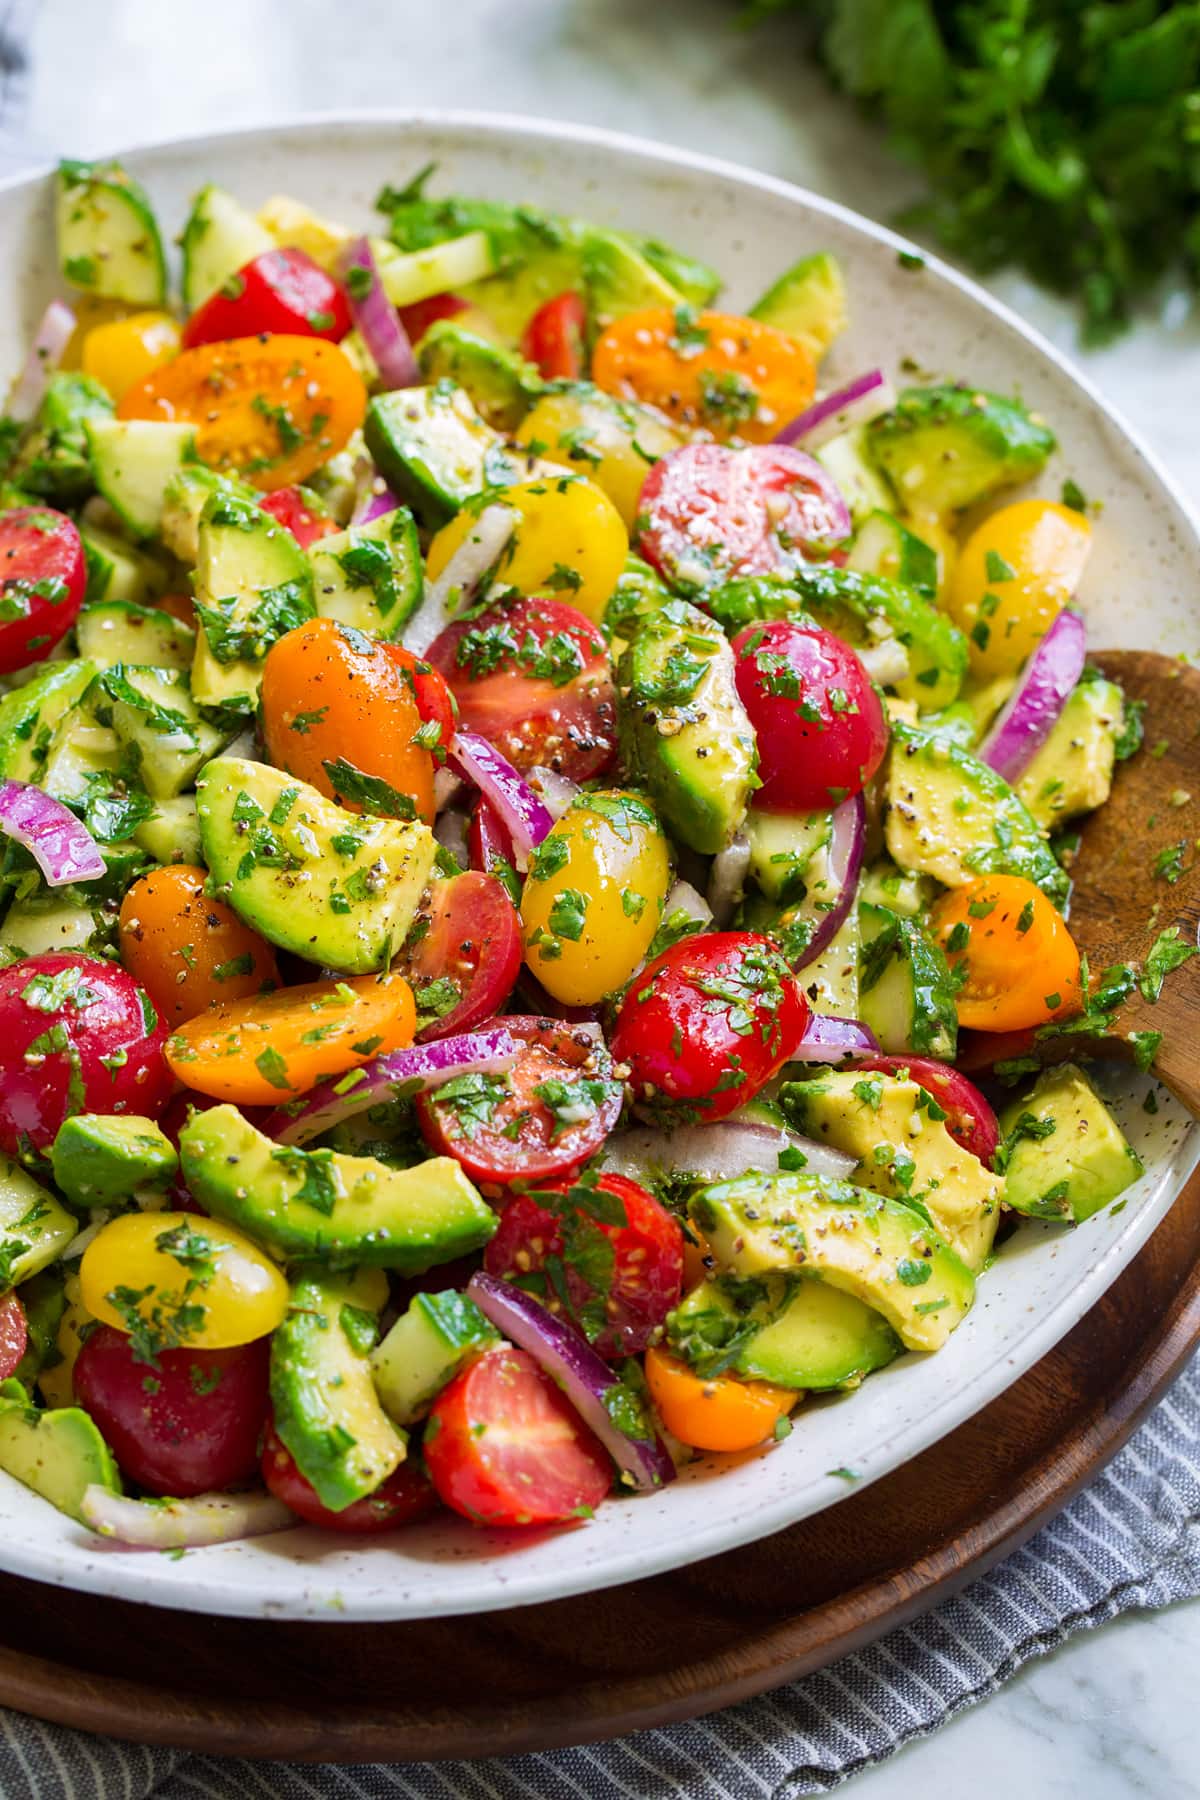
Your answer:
8,299 -> 76,424
340,236 -> 419,391
603,1119 -> 854,1185
81,1484 -> 293,1550
433,766 -> 466,812
262,1025 -> 522,1145
783,791 -> 866,972
0,779 -> 105,887
706,830 -> 750,928
402,502 -> 516,659
448,728 -> 553,872
978,610 -> 1087,784
789,1013 -> 880,1062
468,1272 -> 675,1493
774,370 -> 895,451
527,765 -> 581,823
663,878 -> 712,932
351,474 -> 403,526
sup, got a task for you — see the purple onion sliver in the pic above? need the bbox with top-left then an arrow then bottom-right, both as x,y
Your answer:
340,236 -> 420,391
789,1013 -> 881,1062
773,370 -> 895,452
448,729 -> 554,870
468,1272 -> 676,1493
356,482 -> 403,526
0,779 -> 105,887
978,610 -> 1087,785
81,1484 -> 293,1550
8,300 -> 76,424
792,791 -> 866,971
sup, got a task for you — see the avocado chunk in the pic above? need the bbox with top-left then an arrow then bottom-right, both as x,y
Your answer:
416,321 -> 542,431
858,858 -> 937,919
748,252 -> 847,360
196,757 -> 436,973
51,1113 -> 177,1208
744,807 -> 833,906
886,722 -> 1068,907
668,1273 -> 899,1390
858,901 -> 958,1063
0,1161 -> 77,1286
191,489 -> 315,711
370,1289 -> 500,1425
13,372 -> 114,504
133,793 -> 203,867
817,429 -> 896,528
690,1171 -> 975,1352
308,508 -> 423,640
997,1063 -> 1142,1223
866,384 -> 1056,518
0,1377 -> 122,1524
582,231 -> 688,330
781,1068 -> 1001,1272
1016,673 -> 1123,829
160,465 -> 258,564
364,384 -> 544,529
604,554 -> 674,641
11,1269 -> 68,1389
0,658 -> 99,784
617,598 -> 756,854
179,1104 -> 496,1272
270,1266 -> 407,1511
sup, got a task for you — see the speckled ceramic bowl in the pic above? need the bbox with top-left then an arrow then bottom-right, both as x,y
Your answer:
0,112 -> 1196,1621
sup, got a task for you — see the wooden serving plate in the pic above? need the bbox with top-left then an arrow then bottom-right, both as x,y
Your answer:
0,1163 -> 1196,1764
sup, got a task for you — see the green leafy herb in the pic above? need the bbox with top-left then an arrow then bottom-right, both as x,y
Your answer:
322,757 -> 417,820
1140,926 -> 1199,1003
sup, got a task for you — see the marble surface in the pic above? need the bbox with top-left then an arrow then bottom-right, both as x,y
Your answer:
16,0 -> 1200,1790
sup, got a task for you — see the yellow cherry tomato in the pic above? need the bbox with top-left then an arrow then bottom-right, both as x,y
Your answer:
80,1211 -> 288,1351
948,500 -> 1091,680
426,476 -> 629,626
515,391 -> 682,529
521,790 -> 671,1006
81,309 -> 182,401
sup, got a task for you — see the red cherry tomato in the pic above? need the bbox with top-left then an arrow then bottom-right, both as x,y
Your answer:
260,1417 -> 438,1532
381,642 -> 458,748
467,797 -> 519,893
398,292 -> 468,343
259,485 -> 340,550
0,507 -> 87,675
0,953 -> 172,1157
417,1015 -> 623,1186
423,1344 -> 612,1526
851,1054 -> 1001,1167
731,620 -> 888,811
426,595 -> 616,780
0,1292 -> 26,1380
403,871 -> 522,1042
73,1325 -> 269,1496
485,1173 -> 683,1360
521,291 -> 586,380
636,442 -> 849,594
611,932 -> 809,1123
181,248 -> 351,348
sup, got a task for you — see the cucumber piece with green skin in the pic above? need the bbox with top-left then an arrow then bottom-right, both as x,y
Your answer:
190,490 -> 315,711
617,598 -> 756,855
0,659 -> 99,783
582,231 -> 687,332
40,709 -> 124,810
179,1104 -> 496,1272
78,523 -> 169,608
50,1113 -> 177,1208
11,1269 -> 67,1389
132,793 -> 203,866
866,385 -> 1056,518
690,1172 -> 975,1353
857,900 -> 958,1063
84,418 -> 197,539
270,1267 -> 407,1513
370,1290 -> 500,1425
180,184 -> 275,313
376,231 -> 497,308
13,373 -> 113,505
91,663 -> 227,801
997,1063 -> 1143,1224
744,807 -> 833,905
846,510 -> 938,598
738,877 -> 860,1009
415,321 -> 542,432
885,721 -> 1069,907
748,252 -> 847,360
197,756 -> 436,973
363,384 -> 542,529
309,508 -> 423,640
634,237 -> 720,309
56,159 -> 166,307
76,601 -> 194,672
668,1274 -> 899,1390
1,892 -> 105,958
858,858 -> 936,919
0,1161 -> 77,1286
0,1376 -> 122,1523
816,428 -> 895,528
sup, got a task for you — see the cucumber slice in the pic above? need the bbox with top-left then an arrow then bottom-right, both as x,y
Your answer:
816,429 -> 894,528
85,418 -> 196,539
191,490 -> 314,710
858,901 -> 958,1061
309,508 -> 423,639
78,523 -> 169,608
1,893 -> 104,958
180,184 -> 274,313
92,664 -> 227,801
371,1290 -> 500,1425
744,808 -> 833,905
0,1161 -> 76,1286
363,383 -> 516,529
0,659 -> 99,783
55,159 -> 166,306
847,510 -> 938,598
375,231 -> 496,307
76,601 -> 195,671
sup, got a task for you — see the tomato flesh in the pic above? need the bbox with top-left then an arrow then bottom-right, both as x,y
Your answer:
423,1345 -> 612,1526
850,1054 -> 1001,1167
468,798 -> 519,894
521,291 -> 586,380
259,485 -> 340,549
404,871 -> 522,1042
181,248 -> 351,348
398,292 -> 468,342
0,1293 -> 26,1380
0,507 -> 87,675
261,1418 -> 438,1532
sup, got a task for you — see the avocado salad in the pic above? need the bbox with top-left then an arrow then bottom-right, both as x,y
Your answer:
0,157 -> 1152,1548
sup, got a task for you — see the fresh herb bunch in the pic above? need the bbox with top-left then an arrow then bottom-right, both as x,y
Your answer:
743,0 -> 1200,341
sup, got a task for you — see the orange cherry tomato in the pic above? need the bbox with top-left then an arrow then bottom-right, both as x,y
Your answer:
165,971 -> 416,1104
591,307 -> 816,443
119,864 -> 279,1027
116,334 -> 366,490
260,617 -> 436,825
643,1346 -> 798,1452
931,874 -> 1082,1033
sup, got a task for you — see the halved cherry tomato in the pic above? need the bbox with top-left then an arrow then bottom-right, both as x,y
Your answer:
468,798 -> 520,898
426,595 -> 616,780
417,1015 -> 622,1187
402,871 -> 522,1042
423,1344 -> 612,1526
182,248 -> 352,349
166,971 -> 415,1104
521,291 -> 586,380
381,643 -> 458,748
261,1417 -> 438,1532
732,620 -> 888,811
0,506 -> 87,675
592,307 -> 816,441
948,501 -> 1092,681
398,292 -> 468,342
644,1346 -> 798,1452
118,863 -> 279,1027
610,933 -> 810,1123
261,617 -> 436,824
931,875 -> 1082,1033
850,1054 -> 1000,1167
636,442 -> 848,594
259,484 -> 340,549
485,1173 -> 684,1360
117,334 -> 366,490
0,1293 -> 27,1380
80,309 -> 180,401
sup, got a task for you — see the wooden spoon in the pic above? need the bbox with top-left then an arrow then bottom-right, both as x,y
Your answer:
959,649 -> 1200,1113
